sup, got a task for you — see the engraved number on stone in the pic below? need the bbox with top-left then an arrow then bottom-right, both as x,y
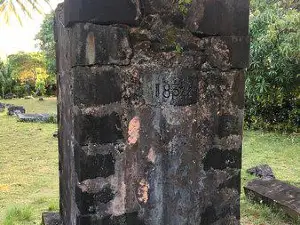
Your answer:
155,79 -> 193,100
163,84 -> 171,98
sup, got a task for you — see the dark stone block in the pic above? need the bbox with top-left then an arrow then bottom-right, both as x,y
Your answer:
77,212 -> 145,225
186,0 -> 249,36
75,112 -> 124,145
218,170 -> 241,191
203,148 -> 241,171
247,164 -> 276,180
244,179 -> 300,219
42,212 -> 62,225
217,115 -> 242,138
64,0 -> 141,27
142,0 -> 173,14
7,105 -> 25,116
73,67 -> 122,106
200,206 -> 217,225
76,186 -> 114,214
231,71 -> 245,109
77,152 -> 115,180
207,36 -> 250,70
222,36 -> 250,69
71,24 -> 132,66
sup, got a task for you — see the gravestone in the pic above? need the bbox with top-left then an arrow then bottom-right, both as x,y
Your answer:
0,103 -> 5,112
244,179 -> 300,219
17,113 -> 51,123
49,0 -> 249,224
247,164 -> 275,180
7,105 -> 25,116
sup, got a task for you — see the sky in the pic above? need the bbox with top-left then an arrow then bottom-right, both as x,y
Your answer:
0,0 -> 63,59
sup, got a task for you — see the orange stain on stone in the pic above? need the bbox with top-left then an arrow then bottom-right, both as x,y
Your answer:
128,116 -> 140,145
86,31 -> 96,64
138,179 -> 149,204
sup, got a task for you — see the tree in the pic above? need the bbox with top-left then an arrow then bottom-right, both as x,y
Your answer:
0,0 -> 50,24
245,0 -> 300,132
7,52 -> 48,95
0,61 -> 13,98
35,11 -> 56,96
35,11 -> 56,77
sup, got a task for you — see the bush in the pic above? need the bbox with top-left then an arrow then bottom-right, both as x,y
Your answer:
245,0 -> 300,133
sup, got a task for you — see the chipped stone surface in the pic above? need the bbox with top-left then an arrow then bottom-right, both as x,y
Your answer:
244,179 -> 300,219
54,1 -> 248,224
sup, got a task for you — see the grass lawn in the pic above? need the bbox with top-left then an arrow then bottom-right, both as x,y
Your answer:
0,98 -> 299,224
0,98 -> 58,225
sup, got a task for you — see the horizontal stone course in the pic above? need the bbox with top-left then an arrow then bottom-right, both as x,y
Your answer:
73,67 -> 122,106
70,24 -> 132,66
186,0 -> 249,36
74,112 -> 124,146
64,0 -> 141,27
76,151 -> 115,181
77,212 -> 145,225
76,186 -> 114,214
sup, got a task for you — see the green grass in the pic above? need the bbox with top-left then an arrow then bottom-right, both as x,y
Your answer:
2,206 -> 33,225
0,98 -> 299,224
0,97 -> 57,114
241,131 -> 300,225
0,98 -> 58,224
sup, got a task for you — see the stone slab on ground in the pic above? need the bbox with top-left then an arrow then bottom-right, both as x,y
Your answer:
0,103 -> 5,112
247,164 -> 275,180
7,106 -> 25,116
17,113 -> 51,122
244,179 -> 300,219
42,212 -> 62,225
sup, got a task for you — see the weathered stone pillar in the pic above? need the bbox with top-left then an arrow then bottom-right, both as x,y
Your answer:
53,0 -> 249,224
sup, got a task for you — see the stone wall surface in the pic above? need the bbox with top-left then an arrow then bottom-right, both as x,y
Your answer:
55,1 -> 249,224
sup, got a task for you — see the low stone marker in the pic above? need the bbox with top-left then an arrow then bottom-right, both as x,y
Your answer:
53,130 -> 58,138
0,103 -> 5,112
4,93 -> 14,99
17,113 -> 51,123
247,164 -> 275,180
7,106 -> 25,116
42,212 -> 61,225
244,179 -> 300,219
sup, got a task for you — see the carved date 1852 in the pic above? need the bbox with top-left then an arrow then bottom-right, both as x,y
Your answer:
154,77 -> 198,106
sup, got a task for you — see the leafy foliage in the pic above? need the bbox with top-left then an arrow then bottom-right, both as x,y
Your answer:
35,12 -> 56,77
0,60 -> 14,98
35,11 -> 56,95
0,0 -> 50,24
245,0 -> 300,132
8,52 -> 47,84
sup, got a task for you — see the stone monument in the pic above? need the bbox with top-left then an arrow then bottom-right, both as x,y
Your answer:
48,0 -> 249,224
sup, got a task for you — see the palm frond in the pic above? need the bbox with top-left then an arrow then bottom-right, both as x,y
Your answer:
0,0 -> 51,25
